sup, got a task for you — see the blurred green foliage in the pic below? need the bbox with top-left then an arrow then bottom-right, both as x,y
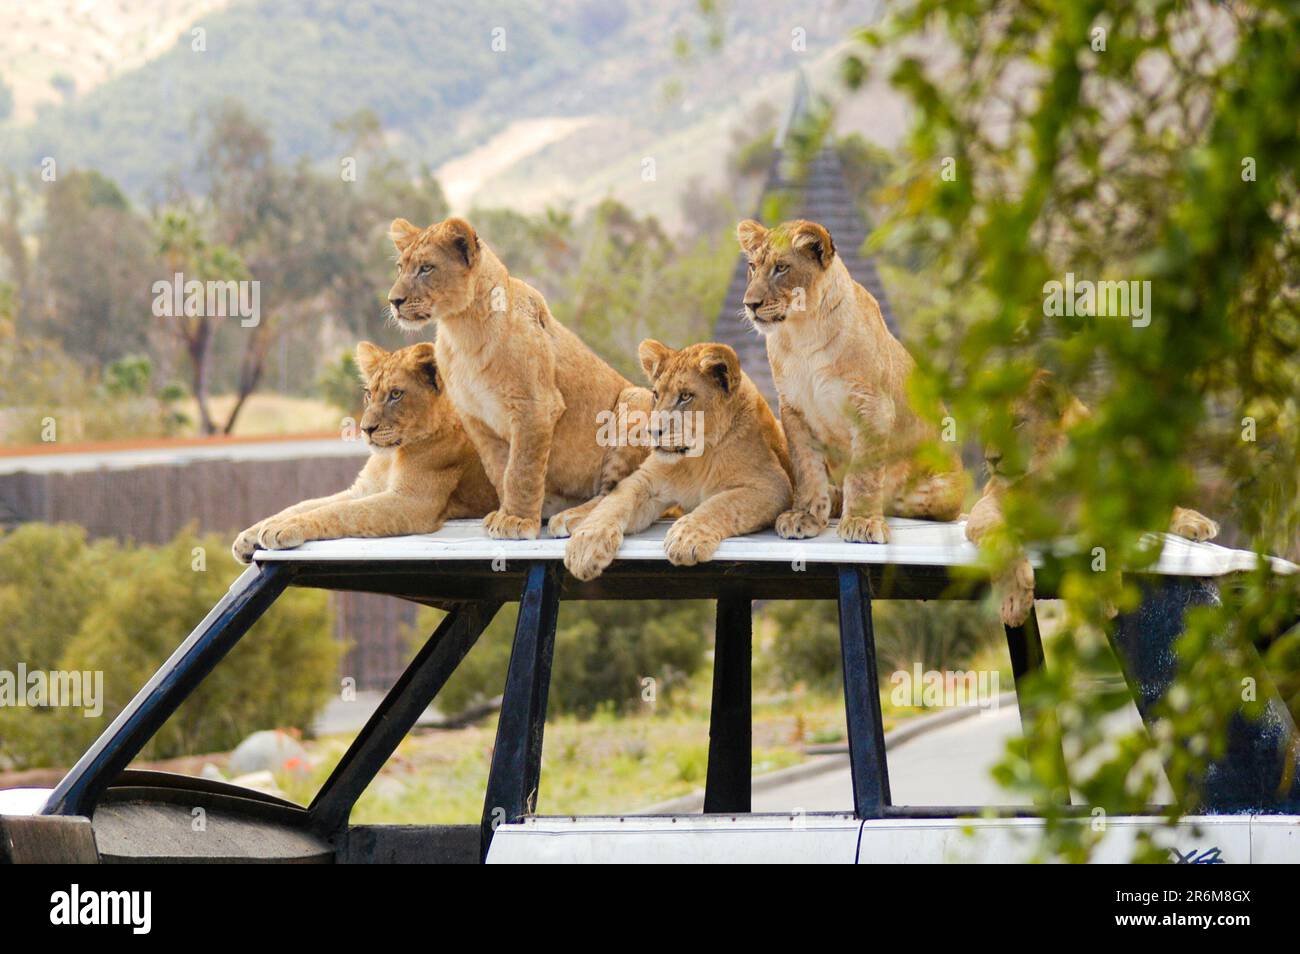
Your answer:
852,0 -> 1300,859
418,600 -> 713,719
0,524 -> 339,769
758,598 -> 1004,694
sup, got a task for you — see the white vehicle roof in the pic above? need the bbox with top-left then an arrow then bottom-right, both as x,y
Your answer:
254,517 -> 1297,577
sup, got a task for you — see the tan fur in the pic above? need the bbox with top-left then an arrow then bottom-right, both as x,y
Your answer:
965,370 -> 1220,625
564,341 -> 794,581
388,217 -> 650,540
231,342 -> 497,561
737,218 -> 966,544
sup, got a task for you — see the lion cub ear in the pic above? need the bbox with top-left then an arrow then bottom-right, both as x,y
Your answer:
698,344 -> 740,396
406,342 -> 441,393
736,219 -> 768,254
389,218 -> 421,253
440,217 -> 481,269
790,220 -> 836,269
638,339 -> 673,383
355,342 -> 388,380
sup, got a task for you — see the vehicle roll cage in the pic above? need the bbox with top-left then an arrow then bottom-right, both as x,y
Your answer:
42,546 -> 1300,862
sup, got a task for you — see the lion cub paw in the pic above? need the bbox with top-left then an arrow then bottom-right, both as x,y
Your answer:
484,510 -> 541,540
838,515 -> 890,544
1169,507 -> 1219,542
231,524 -> 263,563
564,523 -> 623,581
998,558 -> 1035,628
776,508 -> 827,540
257,519 -> 308,552
547,505 -> 589,538
663,521 -> 722,567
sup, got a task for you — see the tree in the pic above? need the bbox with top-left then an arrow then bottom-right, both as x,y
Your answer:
34,169 -> 156,365
847,0 -> 1300,859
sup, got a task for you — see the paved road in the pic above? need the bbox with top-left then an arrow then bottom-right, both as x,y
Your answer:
752,699 -> 1157,812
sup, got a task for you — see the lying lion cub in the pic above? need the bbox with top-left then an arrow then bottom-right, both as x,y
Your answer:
388,217 -> 651,540
564,340 -> 793,582
737,218 -> 966,544
965,370 -> 1220,625
232,342 -> 497,562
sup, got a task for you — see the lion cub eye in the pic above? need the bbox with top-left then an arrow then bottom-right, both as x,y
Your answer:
389,389 -> 403,402
418,264 -> 434,275
679,391 -> 694,403
773,263 -> 788,276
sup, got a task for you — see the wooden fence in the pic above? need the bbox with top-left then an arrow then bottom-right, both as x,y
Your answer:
0,447 -> 416,690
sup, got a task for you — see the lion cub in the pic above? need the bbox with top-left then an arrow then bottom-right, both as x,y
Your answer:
232,342 -> 497,562
388,217 -> 651,540
564,340 -> 793,581
966,370 -> 1220,625
737,218 -> 966,544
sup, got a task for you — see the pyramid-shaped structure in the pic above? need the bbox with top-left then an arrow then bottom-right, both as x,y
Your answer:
713,76 -> 897,404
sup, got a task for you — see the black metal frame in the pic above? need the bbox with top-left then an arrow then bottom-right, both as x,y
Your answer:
479,562 -> 561,859
704,591 -> 753,813
41,553 -> 1300,863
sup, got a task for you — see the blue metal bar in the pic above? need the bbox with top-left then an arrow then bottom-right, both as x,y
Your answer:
480,561 -> 560,859
310,600 -> 502,834
1112,576 -> 1300,812
704,593 -> 752,813
836,565 -> 891,817
44,563 -> 293,817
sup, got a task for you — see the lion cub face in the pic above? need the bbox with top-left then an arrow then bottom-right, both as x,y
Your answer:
637,340 -> 743,459
987,370 -> 1090,480
736,218 -> 837,334
355,341 -> 447,451
386,217 -> 482,330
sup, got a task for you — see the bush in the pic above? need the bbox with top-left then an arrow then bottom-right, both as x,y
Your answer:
757,598 -> 1004,693
316,349 -> 363,417
0,524 -> 338,769
419,599 -> 713,719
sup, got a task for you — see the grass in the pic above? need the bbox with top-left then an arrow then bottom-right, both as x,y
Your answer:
273,675 -> 933,824
178,392 -> 341,437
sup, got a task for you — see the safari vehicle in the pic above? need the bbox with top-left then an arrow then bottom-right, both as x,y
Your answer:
2,519 -> 1298,864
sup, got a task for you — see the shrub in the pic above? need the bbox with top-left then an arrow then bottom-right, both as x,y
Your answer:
757,598 -> 1004,693
419,599 -> 713,719
0,525 -> 338,768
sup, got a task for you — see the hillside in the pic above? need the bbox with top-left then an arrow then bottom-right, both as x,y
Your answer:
0,0 -> 231,123
0,0 -> 895,226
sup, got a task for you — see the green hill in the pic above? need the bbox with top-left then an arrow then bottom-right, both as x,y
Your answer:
1,0 -> 879,204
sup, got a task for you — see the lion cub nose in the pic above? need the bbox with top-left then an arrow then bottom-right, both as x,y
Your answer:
362,424 -> 378,436
389,296 -> 406,308
743,299 -> 762,314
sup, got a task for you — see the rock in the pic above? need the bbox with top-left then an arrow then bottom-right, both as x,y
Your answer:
228,770 -> 287,799
227,730 -> 310,777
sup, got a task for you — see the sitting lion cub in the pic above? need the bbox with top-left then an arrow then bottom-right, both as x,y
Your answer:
737,218 -> 966,544
564,340 -> 793,581
232,342 -> 497,562
966,369 -> 1220,625
387,217 -> 651,540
